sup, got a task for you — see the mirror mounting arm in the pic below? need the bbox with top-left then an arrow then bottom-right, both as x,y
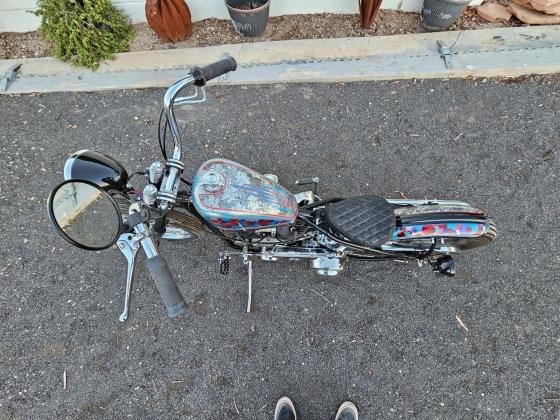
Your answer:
127,208 -> 149,227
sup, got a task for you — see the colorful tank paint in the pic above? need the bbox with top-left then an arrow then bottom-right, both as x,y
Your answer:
191,159 -> 298,231
391,222 -> 487,241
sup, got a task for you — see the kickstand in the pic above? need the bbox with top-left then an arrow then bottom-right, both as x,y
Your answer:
243,249 -> 253,313
117,234 -> 140,322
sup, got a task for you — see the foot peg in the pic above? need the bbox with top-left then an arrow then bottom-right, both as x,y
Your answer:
219,254 -> 230,275
220,250 -> 254,312
295,177 -> 319,195
434,256 -> 456,277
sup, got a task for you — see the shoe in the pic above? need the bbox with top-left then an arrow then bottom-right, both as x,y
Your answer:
274,396 -> 297,420
335,401 -> 358,420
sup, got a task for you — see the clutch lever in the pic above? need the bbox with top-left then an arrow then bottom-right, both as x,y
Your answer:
173,85 -> 206,107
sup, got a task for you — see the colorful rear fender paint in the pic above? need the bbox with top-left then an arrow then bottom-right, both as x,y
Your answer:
391,222 -> 487,240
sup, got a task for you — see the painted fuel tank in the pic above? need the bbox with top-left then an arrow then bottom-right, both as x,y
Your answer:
192,159 -> 298,231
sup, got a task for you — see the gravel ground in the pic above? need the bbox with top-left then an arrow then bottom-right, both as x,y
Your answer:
0,11 -> 521,59
0,77 -> 559,419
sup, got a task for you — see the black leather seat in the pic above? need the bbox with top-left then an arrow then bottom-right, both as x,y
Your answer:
326,196 -> 395,247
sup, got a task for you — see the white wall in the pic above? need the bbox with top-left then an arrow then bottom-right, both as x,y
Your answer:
0,0 -> 425,33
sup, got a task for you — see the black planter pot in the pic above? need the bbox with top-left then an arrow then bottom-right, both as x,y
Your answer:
225,0 -> 271,37
421,0 -> 470,31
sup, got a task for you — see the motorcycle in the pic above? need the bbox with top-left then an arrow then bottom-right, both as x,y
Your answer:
47,56 -> 497,321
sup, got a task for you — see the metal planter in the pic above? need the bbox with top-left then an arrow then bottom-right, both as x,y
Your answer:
225,0 -> 271,37
421,0 -> 471,31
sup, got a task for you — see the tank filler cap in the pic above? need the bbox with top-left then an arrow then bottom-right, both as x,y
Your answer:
202,171 -> 225,193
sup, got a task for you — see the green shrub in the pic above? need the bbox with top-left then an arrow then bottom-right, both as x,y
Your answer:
35,0 -> 134,70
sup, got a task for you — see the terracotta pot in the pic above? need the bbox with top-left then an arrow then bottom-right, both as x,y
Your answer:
146,0 -> 192,43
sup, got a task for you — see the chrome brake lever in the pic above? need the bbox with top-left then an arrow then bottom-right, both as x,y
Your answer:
117,233 -> 141,322
173,85 -> 206,107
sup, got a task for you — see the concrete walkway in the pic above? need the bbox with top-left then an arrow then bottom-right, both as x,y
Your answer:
1,25 -> 559,93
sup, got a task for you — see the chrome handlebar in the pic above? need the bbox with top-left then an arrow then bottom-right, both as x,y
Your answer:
157,55 -> 237,210
157,75 -> 197,210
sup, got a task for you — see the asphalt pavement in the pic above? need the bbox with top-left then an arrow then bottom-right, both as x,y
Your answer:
1,76 -> 559,419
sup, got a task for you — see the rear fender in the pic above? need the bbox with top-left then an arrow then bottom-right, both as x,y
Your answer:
392,207 -> 492,241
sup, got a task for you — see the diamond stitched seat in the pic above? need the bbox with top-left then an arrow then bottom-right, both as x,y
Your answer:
326,196 -> 395,247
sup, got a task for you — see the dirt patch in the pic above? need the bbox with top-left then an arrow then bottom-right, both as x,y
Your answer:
0,11 -> 523,60
232,2 -> 267,10
0,30 -> 51,59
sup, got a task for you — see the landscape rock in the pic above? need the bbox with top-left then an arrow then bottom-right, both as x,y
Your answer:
511,0 -> 534,7
508,2 -> 560,22
477,3 -> 512,22
527,0 -> 560,7
512,0 -> 560,14
529,0 -> 560,14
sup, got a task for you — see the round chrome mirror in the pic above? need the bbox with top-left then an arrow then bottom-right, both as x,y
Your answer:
48,180 -> 123,250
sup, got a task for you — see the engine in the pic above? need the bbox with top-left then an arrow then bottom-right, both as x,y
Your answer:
192,161 -> 345,276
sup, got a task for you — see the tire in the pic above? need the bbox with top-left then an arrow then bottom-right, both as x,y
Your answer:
165,208 -> 204,239
114,194 -> 204,240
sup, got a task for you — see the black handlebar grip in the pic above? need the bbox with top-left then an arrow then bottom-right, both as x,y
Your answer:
192,56 -> 237,86
146,255 -> 187,318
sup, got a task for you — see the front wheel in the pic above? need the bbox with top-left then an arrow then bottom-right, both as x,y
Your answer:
163,208 -> 205,240
115,195 -> 205,241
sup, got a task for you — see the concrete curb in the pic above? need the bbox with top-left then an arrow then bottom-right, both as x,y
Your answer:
1,25 -> 560,93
